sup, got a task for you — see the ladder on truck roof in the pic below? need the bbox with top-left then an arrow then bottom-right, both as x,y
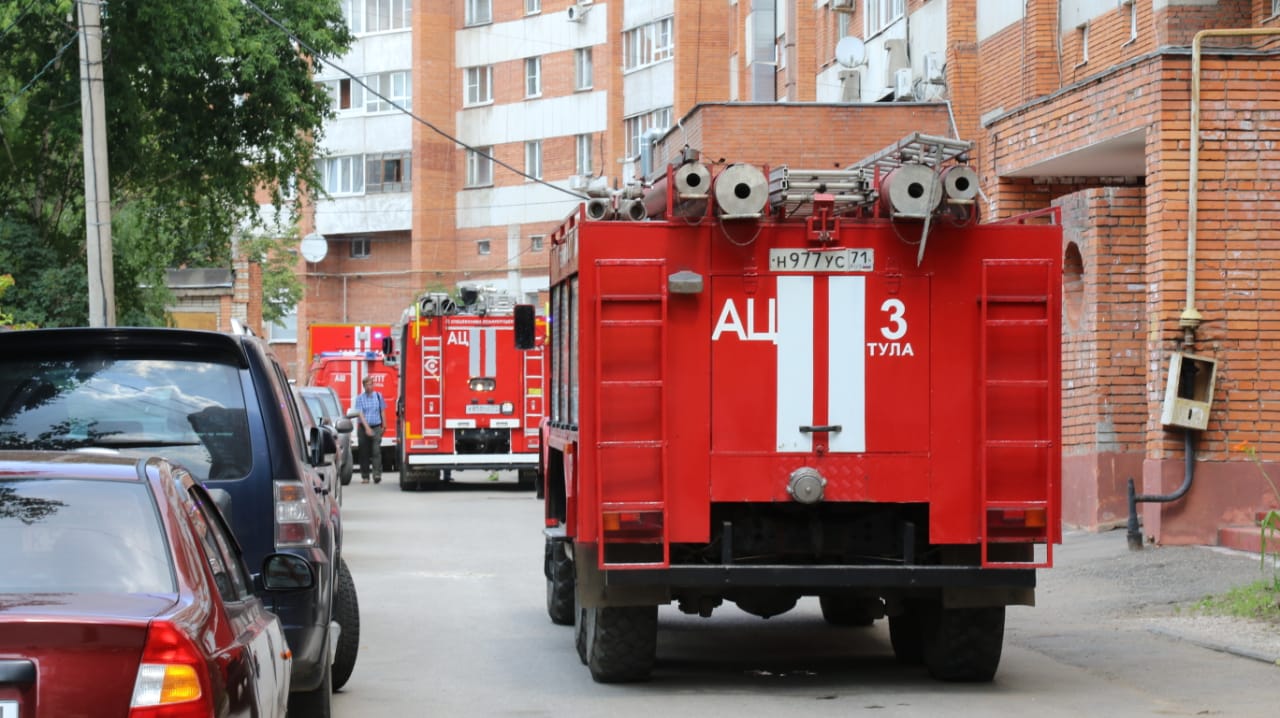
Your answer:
594,259 -> 670,570
978,258 -> 1056,569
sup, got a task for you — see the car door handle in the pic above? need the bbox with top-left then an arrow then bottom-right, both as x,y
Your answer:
0,659 -> 35,685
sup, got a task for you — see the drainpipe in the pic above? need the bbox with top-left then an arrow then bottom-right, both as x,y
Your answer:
1183,27 -> 1280,346
1127,431 -> 1196,550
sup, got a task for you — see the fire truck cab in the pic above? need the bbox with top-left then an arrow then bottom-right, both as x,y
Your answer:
533,134 -> 1063,684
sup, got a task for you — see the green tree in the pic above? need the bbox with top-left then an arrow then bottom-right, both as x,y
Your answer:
0,0 -> 350,326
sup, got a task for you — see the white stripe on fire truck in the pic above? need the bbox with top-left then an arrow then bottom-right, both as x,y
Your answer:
469,328 -> 481,377
485,328 -> 497,376
776,276 -> 814,453
828,276 -> 866,453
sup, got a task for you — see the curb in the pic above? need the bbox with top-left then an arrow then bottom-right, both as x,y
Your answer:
1146,625 -> 1280,667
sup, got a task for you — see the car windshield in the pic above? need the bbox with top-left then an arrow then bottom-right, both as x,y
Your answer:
0,358 -> 251,480
0,478 -> 175,594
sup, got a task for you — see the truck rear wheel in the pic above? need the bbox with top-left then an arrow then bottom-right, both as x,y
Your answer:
922,606 -> 1004,682
518,468 -> 538,490
544,539 -> 575,625
574,606 -> 588,665
581,604 -> 657,683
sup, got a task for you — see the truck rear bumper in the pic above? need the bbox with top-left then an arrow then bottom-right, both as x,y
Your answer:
602,565 -> 1035,590
406,453 -> 538,469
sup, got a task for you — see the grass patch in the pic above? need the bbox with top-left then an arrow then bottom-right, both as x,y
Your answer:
1195,575 -> 1280,625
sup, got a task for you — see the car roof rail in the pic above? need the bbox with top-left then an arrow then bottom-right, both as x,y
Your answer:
228,318 -> 257,337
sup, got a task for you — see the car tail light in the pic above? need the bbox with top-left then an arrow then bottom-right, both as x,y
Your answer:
128,621 -> 212,717
275,480 -> 317,548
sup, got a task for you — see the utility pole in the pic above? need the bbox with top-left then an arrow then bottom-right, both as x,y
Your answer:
78,0 -> 114,326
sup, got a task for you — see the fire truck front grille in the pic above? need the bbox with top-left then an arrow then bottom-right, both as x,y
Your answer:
454,428 -> 511,454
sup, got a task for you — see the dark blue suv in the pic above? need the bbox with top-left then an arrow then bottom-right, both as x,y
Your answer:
0,328 -> 360,717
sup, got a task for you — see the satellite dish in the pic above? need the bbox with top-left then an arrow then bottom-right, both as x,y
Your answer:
300,232 -> 328,263
835,36 -> 867,68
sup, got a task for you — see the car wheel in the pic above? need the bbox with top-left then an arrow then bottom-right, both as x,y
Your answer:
287,654 -> 333,717
332,557 -> 360,691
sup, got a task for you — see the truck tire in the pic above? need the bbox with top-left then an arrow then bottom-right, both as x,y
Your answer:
574,606 -> 589,665
582,605 -> 658,683
818,595 -> 880,627
331,558 -> 360,691
922,606 -> 1004,683
287,656 -> 333,717
545,539 -> 575,625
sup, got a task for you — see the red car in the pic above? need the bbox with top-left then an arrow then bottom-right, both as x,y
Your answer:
0,451 -> 312,717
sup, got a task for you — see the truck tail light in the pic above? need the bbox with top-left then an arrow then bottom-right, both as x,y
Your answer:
987,507 -> 1048,538
275,481 -> 317,548
129,621 -> 212,717
602,510 -> 664,540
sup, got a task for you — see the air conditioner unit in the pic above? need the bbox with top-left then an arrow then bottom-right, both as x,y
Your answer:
566,2 -> 591,22
569,175 -> 590,191
893,68 -> 914,101
831,0 -> 854,10
925,52 -> 945,84
839,69 -> 861,102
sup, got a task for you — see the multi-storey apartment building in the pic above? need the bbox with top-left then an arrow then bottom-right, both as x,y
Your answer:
280,0 -> 1280,548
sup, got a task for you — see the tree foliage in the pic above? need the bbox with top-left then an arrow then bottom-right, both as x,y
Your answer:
0,0 -> 350,326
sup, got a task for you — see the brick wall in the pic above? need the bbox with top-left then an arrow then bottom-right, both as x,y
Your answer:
1058,187 -> 1147,529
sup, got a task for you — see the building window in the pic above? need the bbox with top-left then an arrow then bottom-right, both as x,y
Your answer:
576,134 -> 592,176
365,0 -> 412,32
466,146 -> 494,187
525,0 -> 540,14
525,140 -> 542,181
465,0 -> 491,26
323,78 -> 360,111
525,57 -> 542,98
269,308 -> 298,343
319,155 -> 364,195
351,238 -> 371,259
365,152 -> 411,193
574,48 -> 593,90
465,66 -> 493,106
623,107 -> 672,160
340,0 -> 363,33
623,17 -> 674,71
365,70 -> 411,112
477,239 -> 491,256
530,235 -> 545,252
864,0 -> 904,37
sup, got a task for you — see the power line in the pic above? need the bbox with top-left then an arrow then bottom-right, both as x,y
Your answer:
239,0 -> 588,201
0,0 -> 40,43
2,31 -> 79,115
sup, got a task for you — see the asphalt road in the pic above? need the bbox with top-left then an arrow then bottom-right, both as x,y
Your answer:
332,472 -> 1280,717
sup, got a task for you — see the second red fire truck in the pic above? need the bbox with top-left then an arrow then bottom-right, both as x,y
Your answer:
383,288 -> 546,491
527,133 -> 1063,684
306,323 -> 399,468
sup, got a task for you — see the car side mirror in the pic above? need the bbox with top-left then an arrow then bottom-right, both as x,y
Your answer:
334,417 -> 354,434
514,304 -> 536,350
260,553 -> 315,591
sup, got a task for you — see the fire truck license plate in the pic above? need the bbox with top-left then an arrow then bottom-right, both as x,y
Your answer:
466,405 -> 501,415
769,248 -> 874,272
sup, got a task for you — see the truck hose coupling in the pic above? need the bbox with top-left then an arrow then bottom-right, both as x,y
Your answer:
786,467 -> 826,504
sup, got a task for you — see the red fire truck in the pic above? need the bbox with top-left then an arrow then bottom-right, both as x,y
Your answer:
306,323 -> 399,467
385,289 -> 546,491
529,134 -> 1062,683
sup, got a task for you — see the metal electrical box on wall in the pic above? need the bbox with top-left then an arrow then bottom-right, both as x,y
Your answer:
1160,352 -> 1217,431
